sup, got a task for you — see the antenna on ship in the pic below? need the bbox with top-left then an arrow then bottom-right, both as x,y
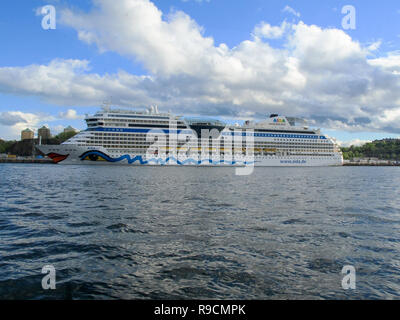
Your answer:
102,98 -> 112,112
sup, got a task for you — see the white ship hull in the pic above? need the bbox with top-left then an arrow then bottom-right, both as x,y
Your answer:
37,145 -> 343,167
36,108 -> 344,167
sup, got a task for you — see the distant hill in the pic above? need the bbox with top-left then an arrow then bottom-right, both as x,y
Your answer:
341,139 -> 400,160
0,131 -> 77,156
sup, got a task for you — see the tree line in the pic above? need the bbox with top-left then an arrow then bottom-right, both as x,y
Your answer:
341,139 -> 400,160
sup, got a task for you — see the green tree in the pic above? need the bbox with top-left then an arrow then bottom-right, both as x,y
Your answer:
341,139 -> 400,160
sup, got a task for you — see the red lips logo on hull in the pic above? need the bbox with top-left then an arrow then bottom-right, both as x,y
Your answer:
47,153 -> 69,164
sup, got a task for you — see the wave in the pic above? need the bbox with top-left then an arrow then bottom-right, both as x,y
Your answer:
79,151 -> 255,166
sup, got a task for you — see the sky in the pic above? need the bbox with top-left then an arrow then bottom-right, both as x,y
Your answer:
1,0 -> 400,146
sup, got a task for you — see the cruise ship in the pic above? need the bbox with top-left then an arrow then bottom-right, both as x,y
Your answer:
36,106 -> 343,166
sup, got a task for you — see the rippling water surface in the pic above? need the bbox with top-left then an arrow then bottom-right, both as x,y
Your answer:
1,164 -> 400,299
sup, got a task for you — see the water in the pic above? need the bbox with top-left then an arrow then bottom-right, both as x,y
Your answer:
1,164 -> 400,299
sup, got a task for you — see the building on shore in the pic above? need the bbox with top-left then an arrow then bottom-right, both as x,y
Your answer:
64,125 -> 78,133
21,128 -> 34,141
38,126 -> 51,141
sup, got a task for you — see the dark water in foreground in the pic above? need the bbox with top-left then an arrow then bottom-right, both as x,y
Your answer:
1,164 -> 400,299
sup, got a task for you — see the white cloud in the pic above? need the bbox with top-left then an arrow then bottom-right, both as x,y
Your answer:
49,124 -> 65,136
368,52 -> 400,74
0,0 -> 400,135
253,21 -> 289,39
0,112 -> 27,126
282,5 -> 301,18
0,59 -> 158,107
58,109 -> 84,120
60,0 -> 216,76
338,139 -> 371,147
367,40 -> 382,52
0,111 -> 55,140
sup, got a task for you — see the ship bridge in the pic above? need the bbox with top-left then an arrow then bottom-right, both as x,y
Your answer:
185,118 -> 227,138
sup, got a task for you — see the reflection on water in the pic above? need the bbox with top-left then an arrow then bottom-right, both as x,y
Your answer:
1,164 -> 400,299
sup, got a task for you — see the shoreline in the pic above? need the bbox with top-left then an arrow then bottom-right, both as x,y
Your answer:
0,158 -> 54,164
343,163 -> 399,167
0,158 -> 399,166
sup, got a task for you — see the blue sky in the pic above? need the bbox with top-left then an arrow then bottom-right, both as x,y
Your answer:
1,0 -> 400,145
